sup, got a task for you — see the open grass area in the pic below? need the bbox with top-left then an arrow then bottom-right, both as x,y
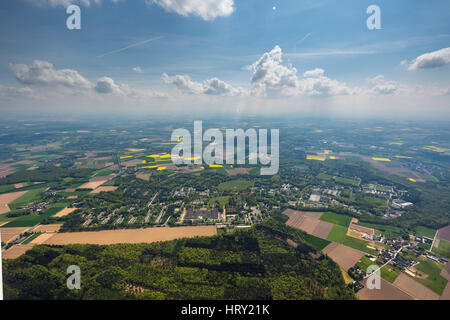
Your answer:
301,233 -> 331,251
380,264 -> 401,283
356,255 -> 377,272
414,226 -> 436,239
316,173 -> 360,186
208,196 -> 230,208
358,222 -> 405,237
0,184 -> 16,193
92,168 -> 115,177
326,224 -> 348,243
334,176 -> 361,187
414,259 -> 448,295
215,167 -> 228,175
342,236 -> 377,255
317,173 -> 333,180
3,206 -> 64,227
218,179 -> 253,192
432,239 -> 450,258
320,211 -> 351,227
7,188 -> 44,211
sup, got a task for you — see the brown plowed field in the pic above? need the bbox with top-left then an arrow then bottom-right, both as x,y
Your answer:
312,220 -> 334,238
32,224 -> 63,233
2,244 -> 35,259
393,273 -> 440,300
322,242 -> 365,271
437,225 -> 450,242
90,186 -> 118,194
440,282 -> 450,300
40,226 -> 217,245
0,227 -> 29,243
440,262 -> 450,281
0,191 -> 28,214
53,207 -> 77,218
357,278 -> 414,300
284,209 -> 333,239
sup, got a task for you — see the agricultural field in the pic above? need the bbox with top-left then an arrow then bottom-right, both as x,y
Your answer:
414,226 -> 436,239
3,207 -> 64,227
320,211 -> 351,227
37,226 -> 217,245
217,179 -> 253,192
413,259 -> 448,295
432,239 -> 450,258
326,225 -> 348,243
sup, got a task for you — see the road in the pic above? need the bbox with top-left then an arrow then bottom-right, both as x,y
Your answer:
363,245 -> 405,280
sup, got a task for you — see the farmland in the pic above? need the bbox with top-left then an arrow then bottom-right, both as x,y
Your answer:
0,117 -> 450,300
218,179 -> 253,192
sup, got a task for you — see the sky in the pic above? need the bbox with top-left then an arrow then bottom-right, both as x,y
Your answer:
0,0 -> 449,119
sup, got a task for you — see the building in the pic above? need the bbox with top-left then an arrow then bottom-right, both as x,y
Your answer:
185,208 -> 220,222
391,199 -> 413,209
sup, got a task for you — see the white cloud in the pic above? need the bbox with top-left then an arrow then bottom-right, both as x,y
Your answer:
303,68 -> 324,78
162,73 -> 242,96
146,0 -> 234,21
133,66 -> 143,73
8,60 -> 167,101
250,45 -> 298,96
0,85 -> 37,98
249,46 -> 353,97
367,75 -> 399,95
408,47 -> 450,70
10,60 -> 91,89
95,76 -> 167,98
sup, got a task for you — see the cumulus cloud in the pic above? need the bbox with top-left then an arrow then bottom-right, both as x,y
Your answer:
303,68 -> 324,78
95,76 -> 167,98
249,46 -> 353,97
408,47 -> 450,70
133,66 -> 143,73
10,60 -> 91,89
367,75 -> 400,95
0,85 -> 37,98
162,73 -> 242,96
146,0 -> 234,21
8,59 -> 167,101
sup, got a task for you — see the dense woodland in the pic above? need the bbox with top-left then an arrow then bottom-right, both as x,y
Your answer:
3,216 -> 356,300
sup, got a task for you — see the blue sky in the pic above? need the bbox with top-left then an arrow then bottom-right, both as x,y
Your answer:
0,0 -> 449,118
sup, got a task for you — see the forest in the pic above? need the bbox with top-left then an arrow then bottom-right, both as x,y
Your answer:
3,216 -> 356,300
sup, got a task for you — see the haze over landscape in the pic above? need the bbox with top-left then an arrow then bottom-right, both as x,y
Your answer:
0,0 -> 449,118
0,0 -> 450,303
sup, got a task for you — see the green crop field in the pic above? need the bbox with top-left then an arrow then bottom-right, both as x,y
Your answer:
208,196 -> 230,208
327,225 -> 348,243
320,211 -> 351,227
414,226 -> 436,239
218,179 -> 253,192
432,239 -> 450,258
356,256 -> 377,272
7,188 -> 45,211
334,176 -> 361,186
380,264 -> 401,283
342,236 -> 377,255
0,184 -> 16,193
414,259 -> 448,295
215,167 -> 228,175
301,233 -> 330,251
3,206 -> 64,227
92,168 -> 115,177
317,173 -> 333,180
